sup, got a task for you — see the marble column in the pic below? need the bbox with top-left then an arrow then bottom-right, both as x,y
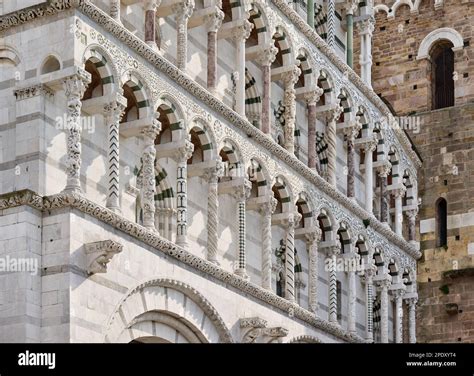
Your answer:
378,163 -> 391,224
283,213 -> 300,302
358,17 -> 375,86
62,69 -> 91,193
345,2 -> 357,68
282,65 -> 301,155
393,288 -> 405,343
304,89 -> 323,170
347,251 -> 358,334
406,209 -> 418,243
327,245 -> 341,324
144,0 -> 160,49
205,9 -> 224,93
306,226 -> 322,315
173,0 -> 194,71
378,278 -> 391,343
110,0 -> 121,23
233,179 -> 252,278
327,0 -> 336,49
394,186 -> 407,236
259,197 -> 277,290
363,267 -> 376,342
307,0 -> 315,28
174,138 -> 194,248
104,98 -> 125,212
345,120 -> 362,199
140,120 -> 161,231
204,159 -> 224,264
256,45 -> 277,134
364,138 -> 378,214
407,297 -> 418,343
233,20 -> 253,117
325,104 -> 344,187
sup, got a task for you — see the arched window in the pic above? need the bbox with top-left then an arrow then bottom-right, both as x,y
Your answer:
436,198 -> 447,247
431,43 -> 455,110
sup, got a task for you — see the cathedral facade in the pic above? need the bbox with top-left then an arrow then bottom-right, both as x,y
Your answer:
0,0 -> 421,343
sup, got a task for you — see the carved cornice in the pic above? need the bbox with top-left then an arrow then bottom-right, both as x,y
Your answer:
1,189 -> 364,343
14,83 -> 54,100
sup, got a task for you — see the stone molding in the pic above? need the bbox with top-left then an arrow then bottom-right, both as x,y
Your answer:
84,239 -> 123,274
0,189 -> 364,343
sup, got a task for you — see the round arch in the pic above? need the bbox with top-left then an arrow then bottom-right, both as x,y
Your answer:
416,27 -> 464,60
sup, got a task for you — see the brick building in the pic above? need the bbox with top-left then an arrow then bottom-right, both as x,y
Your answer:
368,0 -> 474,342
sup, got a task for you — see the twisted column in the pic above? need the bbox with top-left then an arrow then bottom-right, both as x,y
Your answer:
364,137 -> 378,213
327,245 -> 341,324
233,179 -> 252,277
283,213 -> 300,302
205,8 -> 224,93
282,65 -> 301,154
304,89 -> 323,170
174,138 -> 194,248
259,197 -> 277,290
62,69 -> 91,193
256,45 -> 277,134
233,20 -> 253,117
204,159 -> 224,264
173,0 -> 194,71
407,297 -> 418,343
141,120 -> 161,231
104,98 -> 125,212
378,277 -> 391,343
325,104 -> 343,186
144,0 -> 160,49
393,288 -> 406,343
306,226 -> 322,315
344,120 -> 362,199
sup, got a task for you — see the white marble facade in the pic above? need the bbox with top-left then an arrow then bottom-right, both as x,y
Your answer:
0,0 -> 420,343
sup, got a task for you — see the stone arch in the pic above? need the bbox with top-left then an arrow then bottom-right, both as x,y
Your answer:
295,191 -> 314,229
248,2 -> 271,46
337,221 -> 353,254
374,4 -> 390,17
316,207 -> 337,241
272,175 -> 294,213
82,45 -> 119,96
338,88 -> 355,122
105,278 -> 233,343
373,123 -> 386,162
314,3 -> 327,40
244,68 -> 262,125
219,138 -> 244,179
403,169 -> 416,206
120,70 -> 153,120
357,105 -> 372,137
247,158 -> 269,197
188,117 -> 217,162
388,257 -> 402,284
390,0 -> 415,17
155,93 -> 186,143
416,27 -> 464,60
317,69 -> 336,105
296,48 -> 316,89
388,146 -> 401,184
0,45 -> 21,66
272,25 -> 295,67
40,54 -> 61,75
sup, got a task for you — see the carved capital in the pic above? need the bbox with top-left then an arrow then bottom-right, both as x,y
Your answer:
343,119 -> 362,141
205,7 -> 224,32
357,16 -> 375,36
376,161 -> 392,178
63,68 -> 91,100
363,136 -> 378,153
144,0 -> 160,11
282,65 -> 301,88
255,44 -> 278,66
14,84 -> 54,100
305,225 -> 322,244
103,95 -> 126,123
232,179 -> 252,202
393,186 -> 407,199
303,87 -> 324,106
85,240 -> 123,274
283,212 -> 301,230
173,138 -> 194,163
203,158 -> 224,183
173,0 -> 195,23
141,119 -> 161,143
232,19 -> 253,42
406,208 -> 418,221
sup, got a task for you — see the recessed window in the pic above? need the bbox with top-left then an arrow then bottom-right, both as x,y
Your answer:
436,198 -> 448,247
431,42 -> 455,110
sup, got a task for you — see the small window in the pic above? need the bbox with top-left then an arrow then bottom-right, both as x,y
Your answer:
436,198 -> 447,247
41,56 -> 60,74
431,43 -> 455,110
